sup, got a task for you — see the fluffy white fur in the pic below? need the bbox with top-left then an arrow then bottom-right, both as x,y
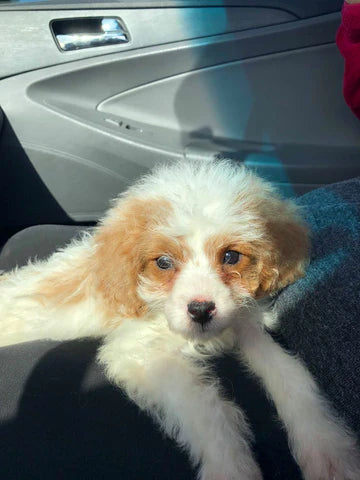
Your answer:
0,159 -> 359,480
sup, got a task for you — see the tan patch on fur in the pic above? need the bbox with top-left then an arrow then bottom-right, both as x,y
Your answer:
257,219 -> 310,296
141,234 -> 190,293
92,197 -> 174,322
205,211 -> 309,299
205,233 -> 263,297
232,194 -> 310,297
36,264 -> 89,306
34,197 -> 175,326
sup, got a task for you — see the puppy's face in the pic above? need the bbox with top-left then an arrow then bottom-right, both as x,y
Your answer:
93,162 -> 309,340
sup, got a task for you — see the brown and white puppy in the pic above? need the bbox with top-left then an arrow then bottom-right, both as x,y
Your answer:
0,159 -> 359,480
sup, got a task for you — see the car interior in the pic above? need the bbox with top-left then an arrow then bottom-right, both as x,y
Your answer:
0,0 -> 359,478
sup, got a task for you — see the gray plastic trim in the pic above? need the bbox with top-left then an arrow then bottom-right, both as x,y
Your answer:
0,7 -> 296,78
0,0 -> 343,21
25,13 -> 345,150
26,13 -> 342,113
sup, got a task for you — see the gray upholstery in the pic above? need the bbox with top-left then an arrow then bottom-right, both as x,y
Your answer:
0,224 -> 87,271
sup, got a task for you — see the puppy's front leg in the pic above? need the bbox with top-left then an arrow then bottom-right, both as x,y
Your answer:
237,316 -> 360,480
98,321 -> 263,480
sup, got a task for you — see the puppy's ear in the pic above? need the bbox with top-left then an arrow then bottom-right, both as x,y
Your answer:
256,203 -> 310,297
92,197 -> 171,319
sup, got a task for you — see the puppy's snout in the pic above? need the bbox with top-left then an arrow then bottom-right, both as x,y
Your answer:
187,300 -> 216,325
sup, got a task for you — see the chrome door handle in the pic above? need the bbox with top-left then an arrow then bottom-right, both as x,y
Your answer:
52,18 -> 129,52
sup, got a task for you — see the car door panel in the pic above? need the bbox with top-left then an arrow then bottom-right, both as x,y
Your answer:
0,2 -> 359,227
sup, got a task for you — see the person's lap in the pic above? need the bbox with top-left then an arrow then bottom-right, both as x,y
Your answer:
275,177 -> 360,439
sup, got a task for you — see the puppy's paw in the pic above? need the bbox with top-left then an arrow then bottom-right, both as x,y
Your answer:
299,437 -> 360,480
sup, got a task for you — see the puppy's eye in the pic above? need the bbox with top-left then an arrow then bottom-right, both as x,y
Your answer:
156,256 -> 174,270
223,250 -> 241,265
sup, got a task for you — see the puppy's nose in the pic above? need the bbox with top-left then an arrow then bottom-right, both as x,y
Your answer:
187,300 -> 216,325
